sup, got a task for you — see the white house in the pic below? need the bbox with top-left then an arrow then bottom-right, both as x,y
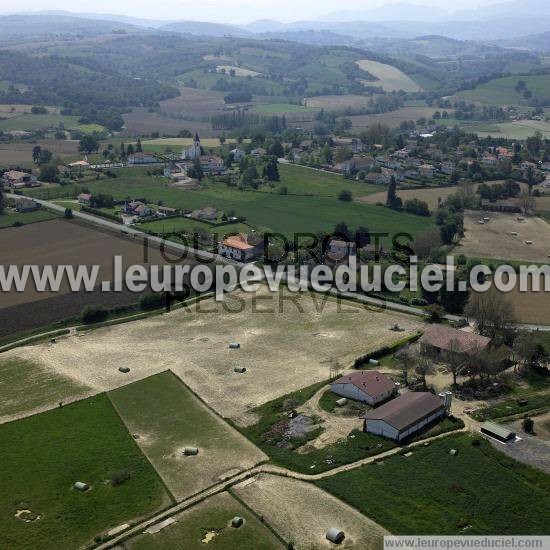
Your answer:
218,234 -> 263,261
231,148 -> 246,161
127,152 -> 158,165
330,371 -> 397,405
364,391 -> 451,441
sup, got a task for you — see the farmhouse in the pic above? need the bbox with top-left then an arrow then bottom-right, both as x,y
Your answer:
199,155 -> 226,174
231,148 -> 246,161
420,324 -> 491,355
68,160 -> 90,172
77,193 -> 92,206
326,239 -> 356,262
481,198 -> 521,213
14,198 -> 40,212
3,170 -> 38,188
218,233 -> 263,261
127,152 -> 158,165
330,371 -> 397,405
364,391 -> 451,441
157,206 -> 177,216
250,147 -> 266,158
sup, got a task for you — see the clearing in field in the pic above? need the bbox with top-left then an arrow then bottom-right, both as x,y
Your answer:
0,394 -> 171,550
356,60 -> 423,93
8,288 -> 424,423
0,357 -> 92,423
216,65 -> 261,77
303,94 -> 374,110
109,371 -> 267,500
468,120 -> 550,140
233,474 -> 388,549
316,434 -> 550,535
457,210 -> 550,263
126,491 -> 282,549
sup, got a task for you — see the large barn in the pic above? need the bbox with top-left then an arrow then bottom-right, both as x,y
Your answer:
330,371 -> 397,405
363,391 -> 452,441
419,324 -> 491,355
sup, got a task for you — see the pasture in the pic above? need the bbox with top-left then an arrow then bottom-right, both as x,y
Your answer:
357,185 -> 461,211
122,110 -> 218,138
126,492 -> 282,549
139,217 -> 250,237
27,165 -> 434,239
0,207 -> 58,229
0,394 -> 170,549
0,112 -> 80,132
469,120 -> 550,140
233,474 -> 388,549
251,103 -> 316,114
457,211 -> 550,263
9,288 -> 425,423
356,59 -> 423,92
304,94 -> 374,110
109,372 -> 267,500
345,106 -> 440,131
453,74 -> 550,107
316,434 -> 550,535
0,357 -> 91,422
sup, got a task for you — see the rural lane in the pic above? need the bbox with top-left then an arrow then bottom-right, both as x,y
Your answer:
5,193 -> 550,335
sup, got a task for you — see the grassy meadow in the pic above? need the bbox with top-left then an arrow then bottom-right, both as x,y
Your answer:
26,164 -> 433,239
0,394 -> 171,549
317,434 -> 550,535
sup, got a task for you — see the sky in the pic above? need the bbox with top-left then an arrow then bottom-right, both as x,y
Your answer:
0,0 -> 504,24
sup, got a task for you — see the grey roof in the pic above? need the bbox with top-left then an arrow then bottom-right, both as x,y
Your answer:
365,392 -> 444,432
481,421 -> 515,439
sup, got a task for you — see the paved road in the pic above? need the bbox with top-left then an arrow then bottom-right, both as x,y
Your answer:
7,193 -> 550,333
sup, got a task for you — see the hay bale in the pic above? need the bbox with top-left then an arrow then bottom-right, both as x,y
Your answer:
73,481 -> 89,492
326,527 -> 345,544
449,449 -> 458,456
231,516 -> 244,528
184,447 -> 199,456
234,366 -> 247,373
118,367 -> 130,373
229,342 -> 240,349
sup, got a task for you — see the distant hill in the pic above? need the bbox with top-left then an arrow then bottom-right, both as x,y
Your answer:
496,32 -> 550,53
160,20 -> 251,37
0,14 -> 139,40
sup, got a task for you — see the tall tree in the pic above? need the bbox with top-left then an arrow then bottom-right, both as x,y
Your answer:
136,138 -> 143,153
0,181 -> 5,214
386,177 -> 402,210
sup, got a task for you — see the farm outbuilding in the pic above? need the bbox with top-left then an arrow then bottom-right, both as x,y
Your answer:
330,371 -> 397,405
481,421 -> 516,442
364,391 -> 451,441
419,324 -> 491,355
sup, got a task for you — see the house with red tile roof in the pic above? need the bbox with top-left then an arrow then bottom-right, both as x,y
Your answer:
218,233 -> 263,262
330,371 -> 397,405
419,324 -> 490,355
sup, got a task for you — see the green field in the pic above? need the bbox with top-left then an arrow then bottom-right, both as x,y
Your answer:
139,217 -> 250,237
317,434 -> 550,535
127,492 -> 282,549
454,74 -> 550,106
0,358 -> 90,419
0,113 -> 80,132
251,103 -> 315,114
28,165 -> 432,239
109,372 -> 266,499
0,394 -> 170,549
0,208 -> 59,229
469,120 -> 550,140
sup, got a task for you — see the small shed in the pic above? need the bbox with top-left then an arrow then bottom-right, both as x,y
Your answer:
481,421 -> 516,442
73,481 -> 90,492
326,527 -> 345,544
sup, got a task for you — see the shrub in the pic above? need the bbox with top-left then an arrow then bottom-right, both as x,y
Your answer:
139,293 -> 165,311
522,416 -> 534,434
81,305 -> 109,324
338,189 -> 353,201
110,468 -> 132,486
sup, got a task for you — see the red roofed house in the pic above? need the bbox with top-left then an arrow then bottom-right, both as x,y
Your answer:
330,371 -> 397,405
419,324 -> 491,356
364,391 -> 452,441
218,233 -> 263,261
